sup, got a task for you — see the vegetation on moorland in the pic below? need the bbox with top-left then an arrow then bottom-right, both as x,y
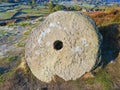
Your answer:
0,5 -> 120,90
85,8 -> 120,27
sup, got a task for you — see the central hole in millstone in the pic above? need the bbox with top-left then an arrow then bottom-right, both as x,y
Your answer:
53,40 -> 63,50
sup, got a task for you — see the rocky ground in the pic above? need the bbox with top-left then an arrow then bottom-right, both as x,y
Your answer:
0,10 -> 120,90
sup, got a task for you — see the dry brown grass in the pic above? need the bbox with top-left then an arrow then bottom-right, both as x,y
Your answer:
85,7 -> 120,26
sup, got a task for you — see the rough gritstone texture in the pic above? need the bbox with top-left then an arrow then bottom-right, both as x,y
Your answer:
25,11 -> 102,83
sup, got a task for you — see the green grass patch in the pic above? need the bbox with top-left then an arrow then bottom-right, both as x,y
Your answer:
18,22 -> 29,27
0,55 -> 19,66
6,56 -> 18,61
0,75 -> 4,83
0,9 -> 18,20
0,30 -> 6,37
0,30 -> 15,38
20,5 -> 31,9
0,68 -> 16,84
17,6 -> 49,18
24,30 -> 30,35
84,78 -> 95,85
0,57 -> 8,65
16,41 -> 25,47
95,69 -> 113,90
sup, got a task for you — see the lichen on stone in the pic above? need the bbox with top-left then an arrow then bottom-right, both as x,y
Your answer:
25,11 -> 102,83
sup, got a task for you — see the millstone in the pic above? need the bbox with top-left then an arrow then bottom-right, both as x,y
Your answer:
25,11 -> 102,83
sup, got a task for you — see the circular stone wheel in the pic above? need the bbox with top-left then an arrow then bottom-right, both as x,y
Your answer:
25,11 -> 102,83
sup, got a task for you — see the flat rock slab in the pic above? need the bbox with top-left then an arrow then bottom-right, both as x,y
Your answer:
25,11 -> 102,83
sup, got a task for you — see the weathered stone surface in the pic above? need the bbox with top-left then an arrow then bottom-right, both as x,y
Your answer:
25,11 -> 102,83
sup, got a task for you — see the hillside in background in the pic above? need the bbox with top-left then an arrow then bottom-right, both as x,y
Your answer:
0,0 -> 120,4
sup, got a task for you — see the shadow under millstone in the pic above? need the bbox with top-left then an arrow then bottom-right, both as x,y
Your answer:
99,24 -> 120,68
41,87 -> 48,90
